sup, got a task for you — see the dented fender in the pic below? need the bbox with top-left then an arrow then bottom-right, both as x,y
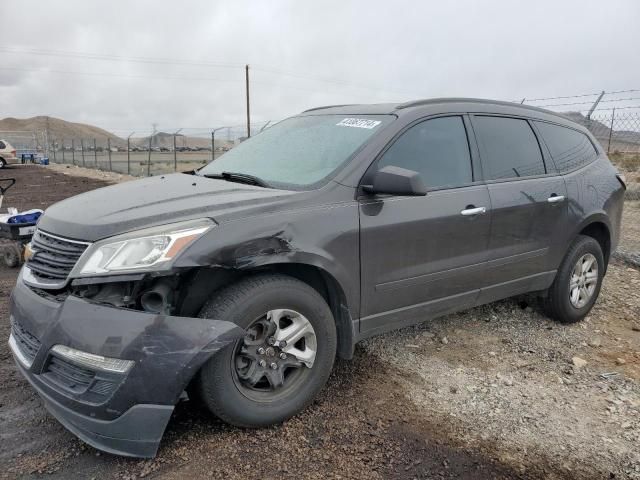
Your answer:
174,199 -> 361,319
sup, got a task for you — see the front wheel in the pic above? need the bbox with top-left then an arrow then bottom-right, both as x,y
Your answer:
193,274 -> 337,427
544,235 -> 604,323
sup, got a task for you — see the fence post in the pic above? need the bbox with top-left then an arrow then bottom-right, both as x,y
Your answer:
81,139 -> 85,167
127,134 -> 132,175
72,139 -> 75,165
52,140 -> 56,162
173,134 -> 177,171
108,138 -> 112,171
93,138 -> 97,167
147,135 -> 152,176
62,139 -> 65,163
607,108 -> 616,154
211,131 -> 215,162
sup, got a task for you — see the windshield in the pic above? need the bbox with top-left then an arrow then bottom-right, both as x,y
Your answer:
198,114 -> 393,189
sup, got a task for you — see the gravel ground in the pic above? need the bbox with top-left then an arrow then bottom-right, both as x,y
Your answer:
0,164 -> 638,479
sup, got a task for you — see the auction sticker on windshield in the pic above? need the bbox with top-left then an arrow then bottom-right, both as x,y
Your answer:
336,118 -> 382,129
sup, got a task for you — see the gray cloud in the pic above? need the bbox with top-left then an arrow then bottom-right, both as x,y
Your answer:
1,0 -> 638,135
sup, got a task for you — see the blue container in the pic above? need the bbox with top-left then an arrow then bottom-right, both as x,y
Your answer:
41,157 -> 49,165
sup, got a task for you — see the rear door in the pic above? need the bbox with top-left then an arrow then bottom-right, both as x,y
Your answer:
359,115 -> 491,335
470,115 -> 567,303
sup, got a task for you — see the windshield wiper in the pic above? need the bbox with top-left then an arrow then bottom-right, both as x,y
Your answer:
202,171 -> 270,188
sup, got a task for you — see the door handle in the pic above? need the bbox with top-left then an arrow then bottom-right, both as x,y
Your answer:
460,206 -> 486,216
547,195 -> 565,204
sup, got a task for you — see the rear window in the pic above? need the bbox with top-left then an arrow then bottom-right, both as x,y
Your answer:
0,141 -> 5,149
534,122 -> 598,173
473,116 -> 546,180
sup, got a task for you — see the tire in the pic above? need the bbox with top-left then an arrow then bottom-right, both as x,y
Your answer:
193,273 -> 337,427
3,247 -> 20,268
544,235 -> 604,323
0,158 -> 6,169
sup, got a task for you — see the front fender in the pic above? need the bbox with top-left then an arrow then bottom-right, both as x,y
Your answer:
176,202 -> 361,319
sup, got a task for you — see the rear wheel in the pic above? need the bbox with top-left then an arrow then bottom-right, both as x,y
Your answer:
544,235 -> 604,323
193,274 -> 336,427
0,158 -> 6,169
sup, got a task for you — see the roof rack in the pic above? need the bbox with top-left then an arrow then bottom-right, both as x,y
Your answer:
301,104 -> 356,113
395,97 -> 559,116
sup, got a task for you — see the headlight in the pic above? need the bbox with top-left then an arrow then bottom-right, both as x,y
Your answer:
70,218 -> 214,277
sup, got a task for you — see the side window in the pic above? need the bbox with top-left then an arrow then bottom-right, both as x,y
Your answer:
0,141 -> 5,150
378,116 -> 472,189
534,121 -> 598,173
473,116 -> 545,180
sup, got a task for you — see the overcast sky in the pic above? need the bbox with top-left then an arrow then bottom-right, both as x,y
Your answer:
1,0 -> 639,136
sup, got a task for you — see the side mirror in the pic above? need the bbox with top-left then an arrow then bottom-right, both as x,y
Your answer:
362,165 -> 427,196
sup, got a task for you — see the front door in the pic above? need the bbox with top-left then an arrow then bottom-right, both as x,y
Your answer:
359,115 -> 491,335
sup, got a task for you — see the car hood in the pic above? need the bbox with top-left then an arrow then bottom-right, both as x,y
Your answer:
37,173 -> 299,241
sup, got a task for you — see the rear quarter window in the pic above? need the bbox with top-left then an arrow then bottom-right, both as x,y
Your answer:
0,141 -> 5,149
473,116 -> 546,180
534,121 -> 598,173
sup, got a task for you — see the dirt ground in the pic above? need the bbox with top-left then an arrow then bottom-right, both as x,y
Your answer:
0,164 -> 638,479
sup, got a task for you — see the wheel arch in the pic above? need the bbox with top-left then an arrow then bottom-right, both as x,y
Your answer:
575,216 -> 612,271
178,263 -> 356,360
259,263 -> 355,359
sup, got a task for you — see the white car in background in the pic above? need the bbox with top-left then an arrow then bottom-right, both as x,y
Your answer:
0,140 -> 17,168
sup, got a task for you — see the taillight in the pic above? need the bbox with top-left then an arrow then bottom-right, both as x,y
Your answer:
616,173 -> 627,189
11,150 -> 16,157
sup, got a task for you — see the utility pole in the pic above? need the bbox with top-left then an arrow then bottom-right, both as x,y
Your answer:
245,64 -> 251,138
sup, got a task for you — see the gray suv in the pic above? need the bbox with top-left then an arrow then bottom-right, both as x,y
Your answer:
9,98 -> 625,457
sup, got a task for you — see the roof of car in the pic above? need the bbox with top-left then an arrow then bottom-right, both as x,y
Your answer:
301,97 -> 568,122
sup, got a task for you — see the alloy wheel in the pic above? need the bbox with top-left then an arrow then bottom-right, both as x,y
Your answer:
569,253 -> 598,308
231,309 -> 317,401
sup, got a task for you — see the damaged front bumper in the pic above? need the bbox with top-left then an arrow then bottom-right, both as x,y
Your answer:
8,270 -> 244,457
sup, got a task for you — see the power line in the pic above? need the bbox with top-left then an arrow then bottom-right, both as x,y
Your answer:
0,46 -> 422,97
0,64 -> 417,99
0,47 -> 243,69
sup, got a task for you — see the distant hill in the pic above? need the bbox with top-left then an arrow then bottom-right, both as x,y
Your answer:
560,111 -> 640,150
0,116 -> 230,150
0,115 -> 123,144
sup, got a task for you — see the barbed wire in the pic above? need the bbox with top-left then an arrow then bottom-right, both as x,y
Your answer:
523,89 -> 640,102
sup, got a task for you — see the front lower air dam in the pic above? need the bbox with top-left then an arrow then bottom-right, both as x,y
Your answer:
8,274 -> 245,458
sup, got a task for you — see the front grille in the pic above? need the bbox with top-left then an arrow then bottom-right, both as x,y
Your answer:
11,319 -> 41,364
26,229 -> 89,282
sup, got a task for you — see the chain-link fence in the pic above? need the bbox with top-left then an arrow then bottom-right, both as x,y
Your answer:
0,131 -> 43,159
43,121 -> 275,176
569,111 -> 640,172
